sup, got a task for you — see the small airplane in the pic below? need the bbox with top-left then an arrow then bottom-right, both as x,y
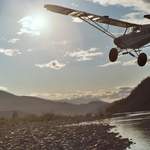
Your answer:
44,4 -> 150,67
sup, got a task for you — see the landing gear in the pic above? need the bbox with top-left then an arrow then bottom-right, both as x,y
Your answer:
137,53 -> 147,67
109,48 -> 118,62
109,47 -> 147,67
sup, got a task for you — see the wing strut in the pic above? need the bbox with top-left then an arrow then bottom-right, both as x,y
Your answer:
80,17 -> 116,39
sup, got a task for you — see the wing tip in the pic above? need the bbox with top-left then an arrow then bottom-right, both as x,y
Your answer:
44,4 -> 57,10
44,4 -> 51,9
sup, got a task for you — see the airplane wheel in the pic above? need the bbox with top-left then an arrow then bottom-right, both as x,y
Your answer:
137,53 -> 147,67
109,48 -> 118,62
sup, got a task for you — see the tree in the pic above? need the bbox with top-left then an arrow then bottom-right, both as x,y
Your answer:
11,111 -> 18,120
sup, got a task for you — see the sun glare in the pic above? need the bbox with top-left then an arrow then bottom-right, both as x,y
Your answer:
31,16 -> 45,30
18,14 -> 50,36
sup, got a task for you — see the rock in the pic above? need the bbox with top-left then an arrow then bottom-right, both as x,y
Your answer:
0,120 -> 133,150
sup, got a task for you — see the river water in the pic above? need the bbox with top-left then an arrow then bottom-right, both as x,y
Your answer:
103,111 -> 150,150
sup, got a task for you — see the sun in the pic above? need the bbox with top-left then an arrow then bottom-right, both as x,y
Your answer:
31,16 -> 45,30
18,14 -> 49,36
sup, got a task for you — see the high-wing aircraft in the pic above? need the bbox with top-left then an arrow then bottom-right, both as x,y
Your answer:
44,4 -> 150,67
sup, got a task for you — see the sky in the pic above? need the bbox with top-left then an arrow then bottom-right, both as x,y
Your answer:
1,0 -> 150,103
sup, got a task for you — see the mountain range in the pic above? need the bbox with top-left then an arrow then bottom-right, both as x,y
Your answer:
1,76 -> 150,118
0,91 -> 109,118
106,77 -> 150,114
57,97 -> 105,105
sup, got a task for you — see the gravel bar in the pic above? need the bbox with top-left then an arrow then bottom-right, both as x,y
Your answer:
0,120 -> 133,150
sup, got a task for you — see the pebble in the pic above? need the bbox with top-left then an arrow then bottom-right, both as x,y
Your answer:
0,119 -> 133,150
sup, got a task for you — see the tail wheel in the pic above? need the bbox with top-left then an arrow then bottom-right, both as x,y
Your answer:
109,48 -> 118,62
137,53 -> 147,67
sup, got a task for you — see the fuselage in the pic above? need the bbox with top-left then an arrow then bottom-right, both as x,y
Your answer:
114,24 -> 150,49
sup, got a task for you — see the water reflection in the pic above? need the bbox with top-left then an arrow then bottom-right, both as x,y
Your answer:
103,111 -> 150,150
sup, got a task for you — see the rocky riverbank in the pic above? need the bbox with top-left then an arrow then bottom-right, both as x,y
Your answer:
0,119 -> 134,150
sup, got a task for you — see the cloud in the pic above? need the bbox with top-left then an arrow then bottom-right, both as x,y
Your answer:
87,0 -> 150,24
87,0 -> 150,11
29,93 -> 41,97
69,90 -> 93,99
29,92 -> 62,99
71,3 -> 79,7
18,28 -> 40,36
65,47 -> 103,61
116,86 -> 134,97
100,58 -> 149,67
122,12 -> 150,24
52,40 -> 67,46
98,86 -> 134,100
29,86 -> 134,102
99,61 -> 121,67
1,37 -> 7,41
27,49 -> 32,52
147,57 -> 150,65
99,57 -> 150,67
8,38 -> 20,44
35,60 -> 66,70
0,49 -> 21,56
0,86 -> 7,91
123,59 -> 137,66
18,15 -> 40,36
89,47 -> 98,52
67,86 -> 134,102
122,57 -> 150,66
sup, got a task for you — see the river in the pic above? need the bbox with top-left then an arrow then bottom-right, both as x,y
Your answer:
103,111 -> 150,150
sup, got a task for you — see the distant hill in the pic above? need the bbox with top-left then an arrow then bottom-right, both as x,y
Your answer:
106,77 -> 150,114
0,91 -> 109,118
57,97 -> 105,105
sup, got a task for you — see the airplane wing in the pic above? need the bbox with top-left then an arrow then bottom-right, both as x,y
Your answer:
44,4 -> 140,28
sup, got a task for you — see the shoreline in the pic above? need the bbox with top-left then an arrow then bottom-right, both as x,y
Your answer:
0,118 -> 134,150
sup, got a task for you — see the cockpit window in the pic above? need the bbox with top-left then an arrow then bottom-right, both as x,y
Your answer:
132,26 -> 141,33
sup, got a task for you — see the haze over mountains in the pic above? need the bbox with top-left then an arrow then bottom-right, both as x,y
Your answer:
58,97 -> 105,105
1,77 -> 150,118
0,91 -> 109,118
